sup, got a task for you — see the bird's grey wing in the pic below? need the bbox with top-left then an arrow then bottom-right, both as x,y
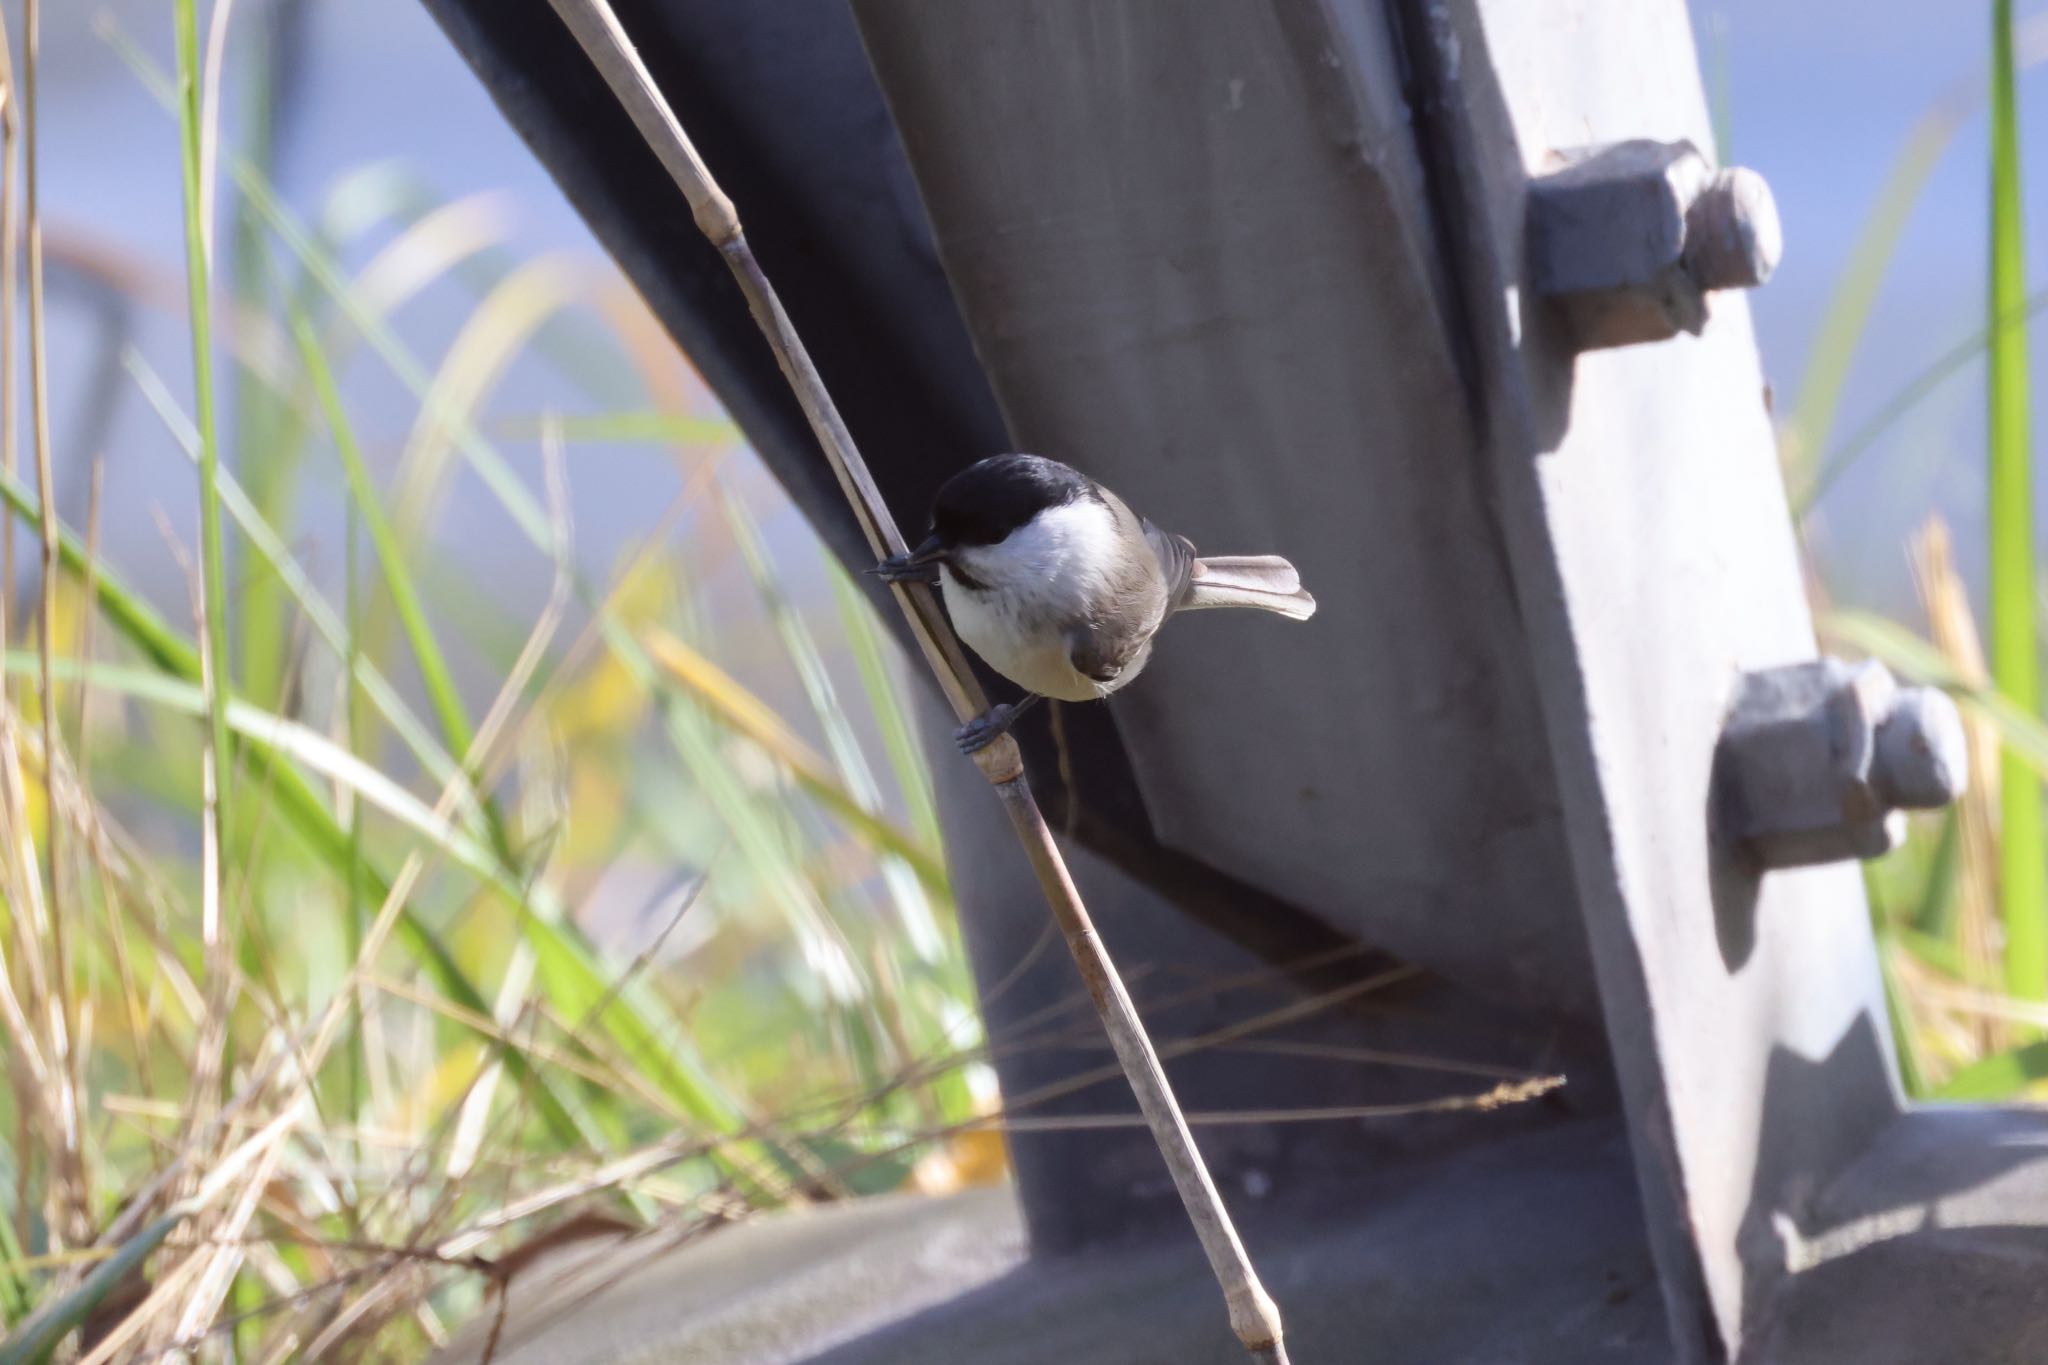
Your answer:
1092,481 -> 1194,607
1069,485 -> 1181,687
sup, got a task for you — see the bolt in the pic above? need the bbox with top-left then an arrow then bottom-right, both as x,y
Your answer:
1683,167 -> 1782,291
1527,139 -> 1782,351
1714,658 -> 1967,871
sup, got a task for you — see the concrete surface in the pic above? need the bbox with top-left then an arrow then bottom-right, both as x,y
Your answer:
436,1119 -> 1667,1364
1739,1106 -> 2048,1362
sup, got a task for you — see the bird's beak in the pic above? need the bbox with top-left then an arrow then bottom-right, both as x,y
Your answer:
870,534 -> 947,582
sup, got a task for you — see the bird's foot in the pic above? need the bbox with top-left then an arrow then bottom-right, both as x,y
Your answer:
868,553 -> 940,585
956,701 -> 1032,755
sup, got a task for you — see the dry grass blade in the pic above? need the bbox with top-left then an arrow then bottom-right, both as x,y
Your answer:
19,0 -> 91,1256
1910,517 -> 2003,1047
69,1100 -> 310,1365
445,422 -> 577,1180
0,42 -> 45,1178
980,1076 -> 1566,1132
387,252 -> 587,553
643,626 -> 946,894
352,189 -> 518,319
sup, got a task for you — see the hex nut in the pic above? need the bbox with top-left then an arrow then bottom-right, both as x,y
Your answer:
1528,139 -> 1783,351
1715,658 -> 1968,871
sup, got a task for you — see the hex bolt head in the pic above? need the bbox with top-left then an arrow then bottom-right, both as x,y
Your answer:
1714,658 -> 1968,871
1528,139 -> 1783,351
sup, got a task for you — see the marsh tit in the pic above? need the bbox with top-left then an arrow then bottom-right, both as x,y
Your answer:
874,453 -> 1316,754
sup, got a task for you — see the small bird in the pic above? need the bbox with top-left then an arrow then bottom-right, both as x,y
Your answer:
874,453 -> 1316,754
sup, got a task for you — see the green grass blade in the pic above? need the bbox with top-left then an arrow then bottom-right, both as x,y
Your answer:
339,167 -> 641,409
0,473 -> 759,1166
1916,807 -> 1964,939
1990,0 -> 2045,1001
1934,1038 -> 2048,1100
287,304 -> 488,813
0,467 -> 595,1150
1784,118 -> 1954,494
829,564 -> 943,862
1800,282 -> 2048,508
174,0 -> 235,842
0,1188 -> 31,1324
100,24 -> 553,552
1824,611 -> 2048,776
1873,928 -> 1928,1099
2,665 -> 753,1177
345,492 -> 367,1141
642,628 -> 947,894
227,0 -> 297,715
496,411 -> 739,445
0,1210 -> 181,1365
3,657 -> 500,875
124,347 -> 480,816
720,490 -> 945,961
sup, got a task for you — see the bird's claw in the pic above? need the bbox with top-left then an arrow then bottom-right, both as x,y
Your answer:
955,704 -> 1019,755
869,554 -> 940,585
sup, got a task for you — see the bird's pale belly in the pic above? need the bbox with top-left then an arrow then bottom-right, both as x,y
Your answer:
942,574 -> 1106,702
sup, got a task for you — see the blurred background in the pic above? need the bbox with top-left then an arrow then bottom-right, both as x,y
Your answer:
1,0 -> 2045,1356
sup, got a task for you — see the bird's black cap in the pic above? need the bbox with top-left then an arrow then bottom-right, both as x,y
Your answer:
929,453 -> 1096,547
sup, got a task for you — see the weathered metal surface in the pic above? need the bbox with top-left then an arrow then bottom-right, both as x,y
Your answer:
1714,658 -> 1967,869
852,0 -> 1595,1013
923,688 -> 1599,1253
1745,1107 -> 2048,1363
1395,0 -> 1899,1354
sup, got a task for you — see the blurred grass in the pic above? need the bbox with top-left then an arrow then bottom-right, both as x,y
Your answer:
1802,2 -> 2048,1094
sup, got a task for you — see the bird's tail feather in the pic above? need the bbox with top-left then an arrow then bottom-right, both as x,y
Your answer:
1182,555 -> 1316,620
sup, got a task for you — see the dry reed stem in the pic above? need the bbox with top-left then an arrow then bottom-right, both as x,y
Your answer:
1910,516 -> 2004,1052
76,1099 -> 311,1365
977,1076 -> 1565,1132
155,509 -> 234,1176
21,0 -> 93,1250
0,12 -> 16,637
197,0 -> 236,270
445,424 -> 575,1180
0,38 -> 30,1175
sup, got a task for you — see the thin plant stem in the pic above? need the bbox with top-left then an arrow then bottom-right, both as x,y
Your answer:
0,17 -> 16,657
540,3 -> 1294,1358
344,455 -> 366,1166
23,0 -> 91,1249
174,0 -> 237,950
1990,0 -> 2046,1001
